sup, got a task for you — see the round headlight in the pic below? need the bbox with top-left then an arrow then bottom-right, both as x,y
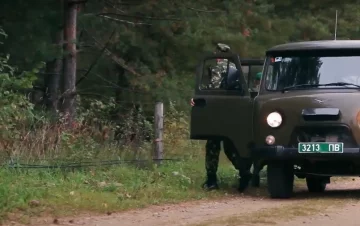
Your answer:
267,112 -> 282,128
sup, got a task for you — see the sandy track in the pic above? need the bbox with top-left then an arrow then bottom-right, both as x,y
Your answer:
6,177 -> 360,226
279,202 -> 360,226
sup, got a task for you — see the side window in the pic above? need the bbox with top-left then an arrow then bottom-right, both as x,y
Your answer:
242,65 -> 249,84
200,58 -> 241,90
248,65 -> 263,91
265,64 -> 276,90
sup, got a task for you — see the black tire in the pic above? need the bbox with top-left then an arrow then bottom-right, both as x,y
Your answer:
267,161 -> 294,199
306,176 -> 327,193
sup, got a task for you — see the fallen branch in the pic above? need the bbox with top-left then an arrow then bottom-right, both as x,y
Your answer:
98,15 -> 151,26
184,6 -> 224,13
83,29 -> 142,77
58,90 -> 77,101
84,12 -> 182,21
75,30 -> 115,86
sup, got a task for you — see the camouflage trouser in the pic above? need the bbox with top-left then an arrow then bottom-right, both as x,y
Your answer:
205,139 -> 252,177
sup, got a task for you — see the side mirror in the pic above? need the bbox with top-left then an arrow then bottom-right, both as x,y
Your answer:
250,91 -> 258,98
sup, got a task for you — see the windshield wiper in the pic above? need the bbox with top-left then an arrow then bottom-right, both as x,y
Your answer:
281,84 -> 321,92
322,82 -> 360,88
281,82 -> 360,93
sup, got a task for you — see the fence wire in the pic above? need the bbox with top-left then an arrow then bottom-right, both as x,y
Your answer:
1,158 -> 182,169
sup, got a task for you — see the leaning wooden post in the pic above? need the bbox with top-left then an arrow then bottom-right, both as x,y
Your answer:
154,102 -> 164,164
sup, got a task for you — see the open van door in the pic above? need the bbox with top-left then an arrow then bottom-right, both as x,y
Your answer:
190,53 -> 263,158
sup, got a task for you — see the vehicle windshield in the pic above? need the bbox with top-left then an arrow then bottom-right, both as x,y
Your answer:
264,55 -> 360,91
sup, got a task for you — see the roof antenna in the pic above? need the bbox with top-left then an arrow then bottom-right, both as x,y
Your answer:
334,10 -> 338,40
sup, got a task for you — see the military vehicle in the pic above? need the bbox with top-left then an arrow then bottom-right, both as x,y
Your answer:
190,40 -> 360,199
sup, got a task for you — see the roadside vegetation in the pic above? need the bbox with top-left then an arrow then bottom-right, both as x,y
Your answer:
0,44 -> 244,223
1,0 -> 360,224
1,156 -> 243,224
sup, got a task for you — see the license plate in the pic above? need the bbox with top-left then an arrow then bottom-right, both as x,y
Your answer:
298,142 -> 344,153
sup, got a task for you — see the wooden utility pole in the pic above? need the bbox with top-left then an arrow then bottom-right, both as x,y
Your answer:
154,102 -> 164,164
61,0 -> 78,125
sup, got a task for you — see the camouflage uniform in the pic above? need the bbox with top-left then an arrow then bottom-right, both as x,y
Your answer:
208,59 -> 236,88
205,139 -> 253,188
203,43 -> 252,192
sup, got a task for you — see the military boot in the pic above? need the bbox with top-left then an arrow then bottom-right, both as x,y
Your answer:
238,172 -> 253,193
251,174 -> 260,187
202,174 -> 219,191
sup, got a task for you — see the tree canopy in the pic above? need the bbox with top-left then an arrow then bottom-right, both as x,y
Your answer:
1,0 -> 360,118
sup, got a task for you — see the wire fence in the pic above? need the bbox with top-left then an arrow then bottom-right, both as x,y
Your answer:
1,158 -> 183,169
11,69 -> 194,171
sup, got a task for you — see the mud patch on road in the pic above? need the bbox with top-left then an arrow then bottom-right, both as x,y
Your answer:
195,198 -> 348,226
194,177 -> 360,226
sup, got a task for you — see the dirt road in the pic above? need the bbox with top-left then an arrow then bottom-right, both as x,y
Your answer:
9,177 -> 360,226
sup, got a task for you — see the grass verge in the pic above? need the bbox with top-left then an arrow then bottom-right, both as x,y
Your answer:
0,152 -> 242,224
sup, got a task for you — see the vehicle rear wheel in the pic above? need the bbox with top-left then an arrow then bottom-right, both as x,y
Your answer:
267,161 -> 294,199
306,176 -> 327,193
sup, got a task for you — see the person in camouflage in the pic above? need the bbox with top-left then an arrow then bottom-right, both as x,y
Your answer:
191,43 -> 252,192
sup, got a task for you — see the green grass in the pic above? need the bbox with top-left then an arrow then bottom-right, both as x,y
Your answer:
0,152 -> 242,224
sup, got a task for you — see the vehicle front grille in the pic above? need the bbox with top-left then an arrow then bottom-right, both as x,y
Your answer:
301,108 -> 340,121
289,125 -> 358,148
302,114 -> 339,121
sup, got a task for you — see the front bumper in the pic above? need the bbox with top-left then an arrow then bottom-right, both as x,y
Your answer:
251,145 -> 360,160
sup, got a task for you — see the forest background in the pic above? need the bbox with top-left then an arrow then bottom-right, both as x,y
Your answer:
0,0 -> 359,221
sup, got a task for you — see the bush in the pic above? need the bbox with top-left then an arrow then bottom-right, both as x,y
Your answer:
0,42 -> 39,159
0,91 -> 197,163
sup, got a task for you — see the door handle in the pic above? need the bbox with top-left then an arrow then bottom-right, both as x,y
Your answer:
193,98 -> 206,107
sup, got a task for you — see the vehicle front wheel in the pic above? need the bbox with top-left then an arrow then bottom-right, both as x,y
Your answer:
306,176 -> 327,193
267,161 -> 294,199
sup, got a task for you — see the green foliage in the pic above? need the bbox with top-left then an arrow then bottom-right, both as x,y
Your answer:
1,0 -> 360,161
0,88 -> 192,163
0,27 -> 7,44
0,1 -> 360,171
3,0 -> 360,118
0,31 -> 42,149
0,0 -> 62,69
2,2 -> 360,222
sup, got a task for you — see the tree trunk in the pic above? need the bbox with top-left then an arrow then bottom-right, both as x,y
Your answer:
44,29 -> 63,115
61,0 -> 77,126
